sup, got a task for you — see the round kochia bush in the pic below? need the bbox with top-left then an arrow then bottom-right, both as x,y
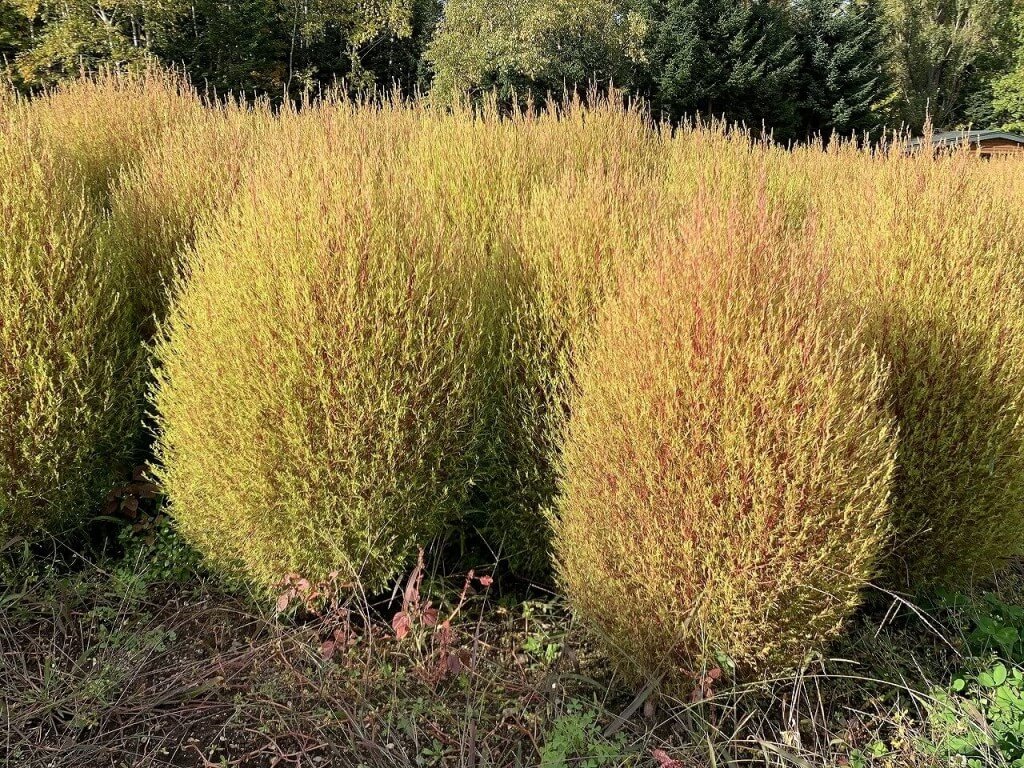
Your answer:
153,131 -> 483,594
554,209 -> 897,684
0,130 -> 140,538
805,149 -> 1024,588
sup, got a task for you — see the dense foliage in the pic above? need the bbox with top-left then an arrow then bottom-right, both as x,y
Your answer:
5,73 -> 1024,689
0,118 -> 138,538
2,0 -> 439,95
553,170 -> 898,683
0,72 -> 192,540
152,108 -> 497,592
800,145 -> 1024,586
992,5 -> 1024,130
5,0 -> 1024,136
106,96 -> 273,323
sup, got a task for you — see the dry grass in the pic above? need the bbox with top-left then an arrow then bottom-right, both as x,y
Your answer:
2,532 -> 1013,768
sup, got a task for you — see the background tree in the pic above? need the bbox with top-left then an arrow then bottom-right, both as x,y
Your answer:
991,3 -> 1024,129
645,0 -> 802,138
5,0 -> 1024,136
425,0 -> 649,103
357,0 -> 440,93
10,0 -> 153,88
881,0 -> 1019,129
0,1 -> 31,70
3,0 -> 429,94
793,0 -> 889,136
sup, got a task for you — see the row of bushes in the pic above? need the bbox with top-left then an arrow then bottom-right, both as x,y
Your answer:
4,73 -> 1024,690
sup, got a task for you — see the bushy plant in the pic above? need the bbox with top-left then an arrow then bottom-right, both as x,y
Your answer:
0,70 -> 201,541
396,109 -> 546,576
501,159 -> 666,577
803,145 -> 1024,588
153,116 -> 489,593
106,96 -> 273,324
0,125 -> 141,538
20,68 -> 198,205
554,195 -> 897,683
377,99 -> 663,579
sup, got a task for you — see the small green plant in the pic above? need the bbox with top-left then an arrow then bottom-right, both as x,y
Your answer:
930,662 -> 1024,767
847,739 -> 890,768
924,591 -> 1024,766
115,517 -> 204,585
933,589 -> 1024,663
969,595 -> 1024,664
520,599 -> 567,668
540,700 -> 627,768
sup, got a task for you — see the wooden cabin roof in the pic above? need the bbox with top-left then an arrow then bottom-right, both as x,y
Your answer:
907,130 -> 1024,150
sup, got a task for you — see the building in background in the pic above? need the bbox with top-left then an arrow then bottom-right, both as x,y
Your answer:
909,130 -> 1024,158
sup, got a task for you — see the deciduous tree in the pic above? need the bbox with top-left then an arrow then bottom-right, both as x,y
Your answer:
991,5 -> 1024,129
426,0 -> 649,102
882,0 -> 1018,129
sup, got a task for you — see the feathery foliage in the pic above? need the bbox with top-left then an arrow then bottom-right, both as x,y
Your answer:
0,70 -> 200,540
554,187 -> 898,683
153,106 -> 493,593
9,71 -> 1024,683
0,119 -> 140,538
107,96 -> 274,324
16,69 -> 198,205
800,144 -> 1024,587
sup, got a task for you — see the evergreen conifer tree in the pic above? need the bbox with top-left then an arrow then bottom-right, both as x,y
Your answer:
793,0 -> 888,137
647,0 -> 802,138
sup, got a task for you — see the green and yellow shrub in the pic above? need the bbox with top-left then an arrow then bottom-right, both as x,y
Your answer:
107,96 -> 274,324
0,70 -> 203,541
394,108 -> 544,576
153,114 -> 488,593
0,122 -> 141,538
20,68 -> 198,205
805,146 -> 1024,588
554,195 -> 897,683
11,73 -> 1024,618
501,156 -> 667,576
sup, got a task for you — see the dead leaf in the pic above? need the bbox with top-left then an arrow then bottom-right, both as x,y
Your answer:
651,749 -> 684,768
393,611 -> 411,640
446,653 -> 462,675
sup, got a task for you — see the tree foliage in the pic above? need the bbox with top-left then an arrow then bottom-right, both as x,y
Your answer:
645,0 -> 801,136
991,5 -> 1024,130
793,0 -> 890,136
3,0 -> 435,93
881,0 -> 1019,129
425,0 -> 648,103
3,0 -> 1024,165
